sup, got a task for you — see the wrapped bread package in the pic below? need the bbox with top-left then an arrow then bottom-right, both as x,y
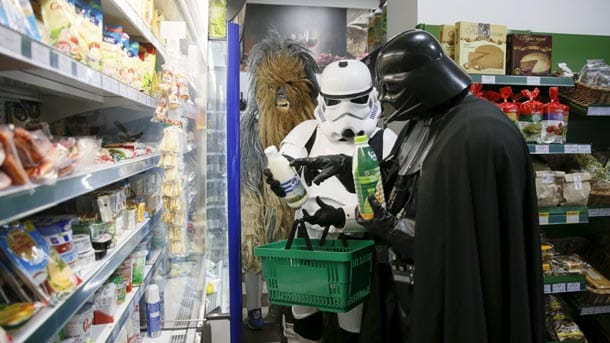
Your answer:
535,170 -> 564,208
561,172 -> 591,206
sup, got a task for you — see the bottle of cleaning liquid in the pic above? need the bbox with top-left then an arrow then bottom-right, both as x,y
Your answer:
145,284 -> 162,338
264,145 -> 308,208
352,135 -> 385,219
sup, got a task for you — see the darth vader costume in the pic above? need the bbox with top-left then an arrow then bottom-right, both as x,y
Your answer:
294,29 -> 544,342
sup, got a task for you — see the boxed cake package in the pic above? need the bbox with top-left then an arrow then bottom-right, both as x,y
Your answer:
507,33 -> 552,76
455,21 -> 507,75
439,24 -> 456,60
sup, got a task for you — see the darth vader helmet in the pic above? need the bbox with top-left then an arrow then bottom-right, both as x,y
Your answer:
315,60 -> 381,141
376,29 -> 471,123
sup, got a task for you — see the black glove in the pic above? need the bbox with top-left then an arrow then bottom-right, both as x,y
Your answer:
290,154 -> 355,193
302,196 -> 346,229
356,194 -> 397,244
263,168 -> 285,197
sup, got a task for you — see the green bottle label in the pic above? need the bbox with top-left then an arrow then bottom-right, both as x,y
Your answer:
353,144 -> 385,220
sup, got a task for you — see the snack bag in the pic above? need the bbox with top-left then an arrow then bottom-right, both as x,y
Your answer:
518,88 -> 543,143
469,83 -> 485,99
101,25 -> 123,79
535,170 -> 564,208
541,87 -> 566,144
561,172 -> 591,206
498,86 -> 518,124
39,0 -> 79,59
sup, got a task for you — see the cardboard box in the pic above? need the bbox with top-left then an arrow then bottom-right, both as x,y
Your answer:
507,33 -> 552,76
455,21 -> 507,75
439,24 -> 456,60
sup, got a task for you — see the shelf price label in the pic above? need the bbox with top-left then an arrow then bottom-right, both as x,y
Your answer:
90,71 -> 101,88
564,144 -> 578,154
31,42 -> 50,67
0,26 -> 21,55
577,145 -> 591,154
534,145 -> 549,154
526,76 -> 541,86
567,282 -> 582,292
128,87 -> 138,100
539,213 -> 549,225
552,283 -> 567,293
76,63 -> 87,82
566,211 -> 580,224
481,75 -> 496,84
544,284 -> 551,294
57,54 -> 72,75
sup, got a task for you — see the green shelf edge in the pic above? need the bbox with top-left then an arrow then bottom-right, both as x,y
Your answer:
539,206 -> 589,226
544,274 -> 586,285
527,144 -> 591,154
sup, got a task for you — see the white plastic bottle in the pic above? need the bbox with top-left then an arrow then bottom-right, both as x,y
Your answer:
145,284 -> 162,338
264,145 -> 308,208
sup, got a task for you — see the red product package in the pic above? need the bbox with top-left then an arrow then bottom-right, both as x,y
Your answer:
541,87 -> 568,143
498,86 -> 519,124
470,83 -> 485,99
518,88 -> 544,143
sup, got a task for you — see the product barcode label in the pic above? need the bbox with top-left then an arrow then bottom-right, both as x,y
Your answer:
0,26 -> 21,55
31,42 -> 50,66
539,213 -> 549,225
564,144 -> 578,153
552,283 -> 567,293
535,145 -> 549,154
566,211 -> 580,224
567,282 -> 582,292
481,75 -> 495,84
526,76 -> 541,86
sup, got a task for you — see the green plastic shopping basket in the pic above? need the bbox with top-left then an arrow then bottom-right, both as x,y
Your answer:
254,237 -> 375,313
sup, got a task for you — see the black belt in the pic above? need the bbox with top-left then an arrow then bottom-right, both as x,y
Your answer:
391,262 -> 415,285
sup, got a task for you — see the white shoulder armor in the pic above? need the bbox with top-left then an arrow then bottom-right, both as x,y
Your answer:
381,128 -> 398,159
279,120 -> 318,160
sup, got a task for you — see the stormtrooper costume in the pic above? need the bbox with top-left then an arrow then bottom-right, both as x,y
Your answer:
265,60 -> 396,342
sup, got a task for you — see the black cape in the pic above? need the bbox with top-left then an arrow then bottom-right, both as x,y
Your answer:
407,95 -> 544,342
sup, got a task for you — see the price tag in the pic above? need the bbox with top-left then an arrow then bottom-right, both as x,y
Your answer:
0,26 -> 21,55
577,145 -> 591,153
567,282 -> 582,292
119,83 -> 129,97
481,75 -> 496,84
544,284 -> 551,294
564,144 -> 578,154
539,213 -> 549,225
552,283 -> 566,293
128,87 -> 138,100
526,76 -> 541,86
566,211 -> 580,224
90,72 -> 101,88
57,54 -> 72,75
534,145 -> 549,154
76,63 -> 87,82
31,42 -> 50,66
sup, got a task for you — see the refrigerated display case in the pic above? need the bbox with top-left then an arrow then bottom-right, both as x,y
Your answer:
0,1 -> 234,342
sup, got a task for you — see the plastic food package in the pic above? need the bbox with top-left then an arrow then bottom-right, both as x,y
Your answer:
101,25 -> 123,79
535,170 -> 564,208
577,59 -> 608,86
541,87 -> 567,144
551,254 -> 586,275
497,86 -> 519,124
13,128 -> 58,184
0,125 -> 30,186
518,88 -> 544,143
0,0 -> 41,40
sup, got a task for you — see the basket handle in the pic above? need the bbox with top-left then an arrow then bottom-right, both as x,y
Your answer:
285,219 -> 313,250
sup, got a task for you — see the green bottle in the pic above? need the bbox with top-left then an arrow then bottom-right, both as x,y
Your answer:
352,134 -> 385,220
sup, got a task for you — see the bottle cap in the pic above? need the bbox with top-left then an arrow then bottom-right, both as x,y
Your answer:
146,284 -> 160,303
354,135 -> 368,144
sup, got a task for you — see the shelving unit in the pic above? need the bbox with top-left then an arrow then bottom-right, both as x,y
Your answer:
8,213 -> 161,342
563,100 -> 610,117
539,207 -> 589,226
564,293 -> 610,316
469,74 -> 574,87
91,246 -> 166,343
0,154 -> 160,226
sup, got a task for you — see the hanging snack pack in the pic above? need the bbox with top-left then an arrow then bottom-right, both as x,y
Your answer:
518,88 -> 543,143
498,86 -> 519,124
541,87 -> 567,144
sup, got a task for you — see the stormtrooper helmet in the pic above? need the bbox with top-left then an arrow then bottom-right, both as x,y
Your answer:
315,60 -> 381,141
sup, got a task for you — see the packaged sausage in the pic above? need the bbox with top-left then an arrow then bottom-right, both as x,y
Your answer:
0,125 -> 29,186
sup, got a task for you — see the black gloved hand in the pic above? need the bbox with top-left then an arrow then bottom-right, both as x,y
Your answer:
302,196 -> 346,229
290,154 -> 355,193
356,194 -> 397,244
263,168 -> 285,197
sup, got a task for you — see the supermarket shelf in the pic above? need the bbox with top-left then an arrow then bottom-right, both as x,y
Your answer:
543,274 -> 587,294
469,74 -> 574,87
528,144 -> 591,154
539,207 -> 588,226
0,25 -> 156,119
102,0 -> 166,61
564,293 -> 610,316
91,246 -> 166,343
588,208 -> 610,217
0,154 -> 160,225
9,213 -> 160,343
568,101 -> 610,117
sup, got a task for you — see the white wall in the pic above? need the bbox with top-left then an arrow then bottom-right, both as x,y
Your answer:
387,0 -> 417,38
417,0 -> 610,35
